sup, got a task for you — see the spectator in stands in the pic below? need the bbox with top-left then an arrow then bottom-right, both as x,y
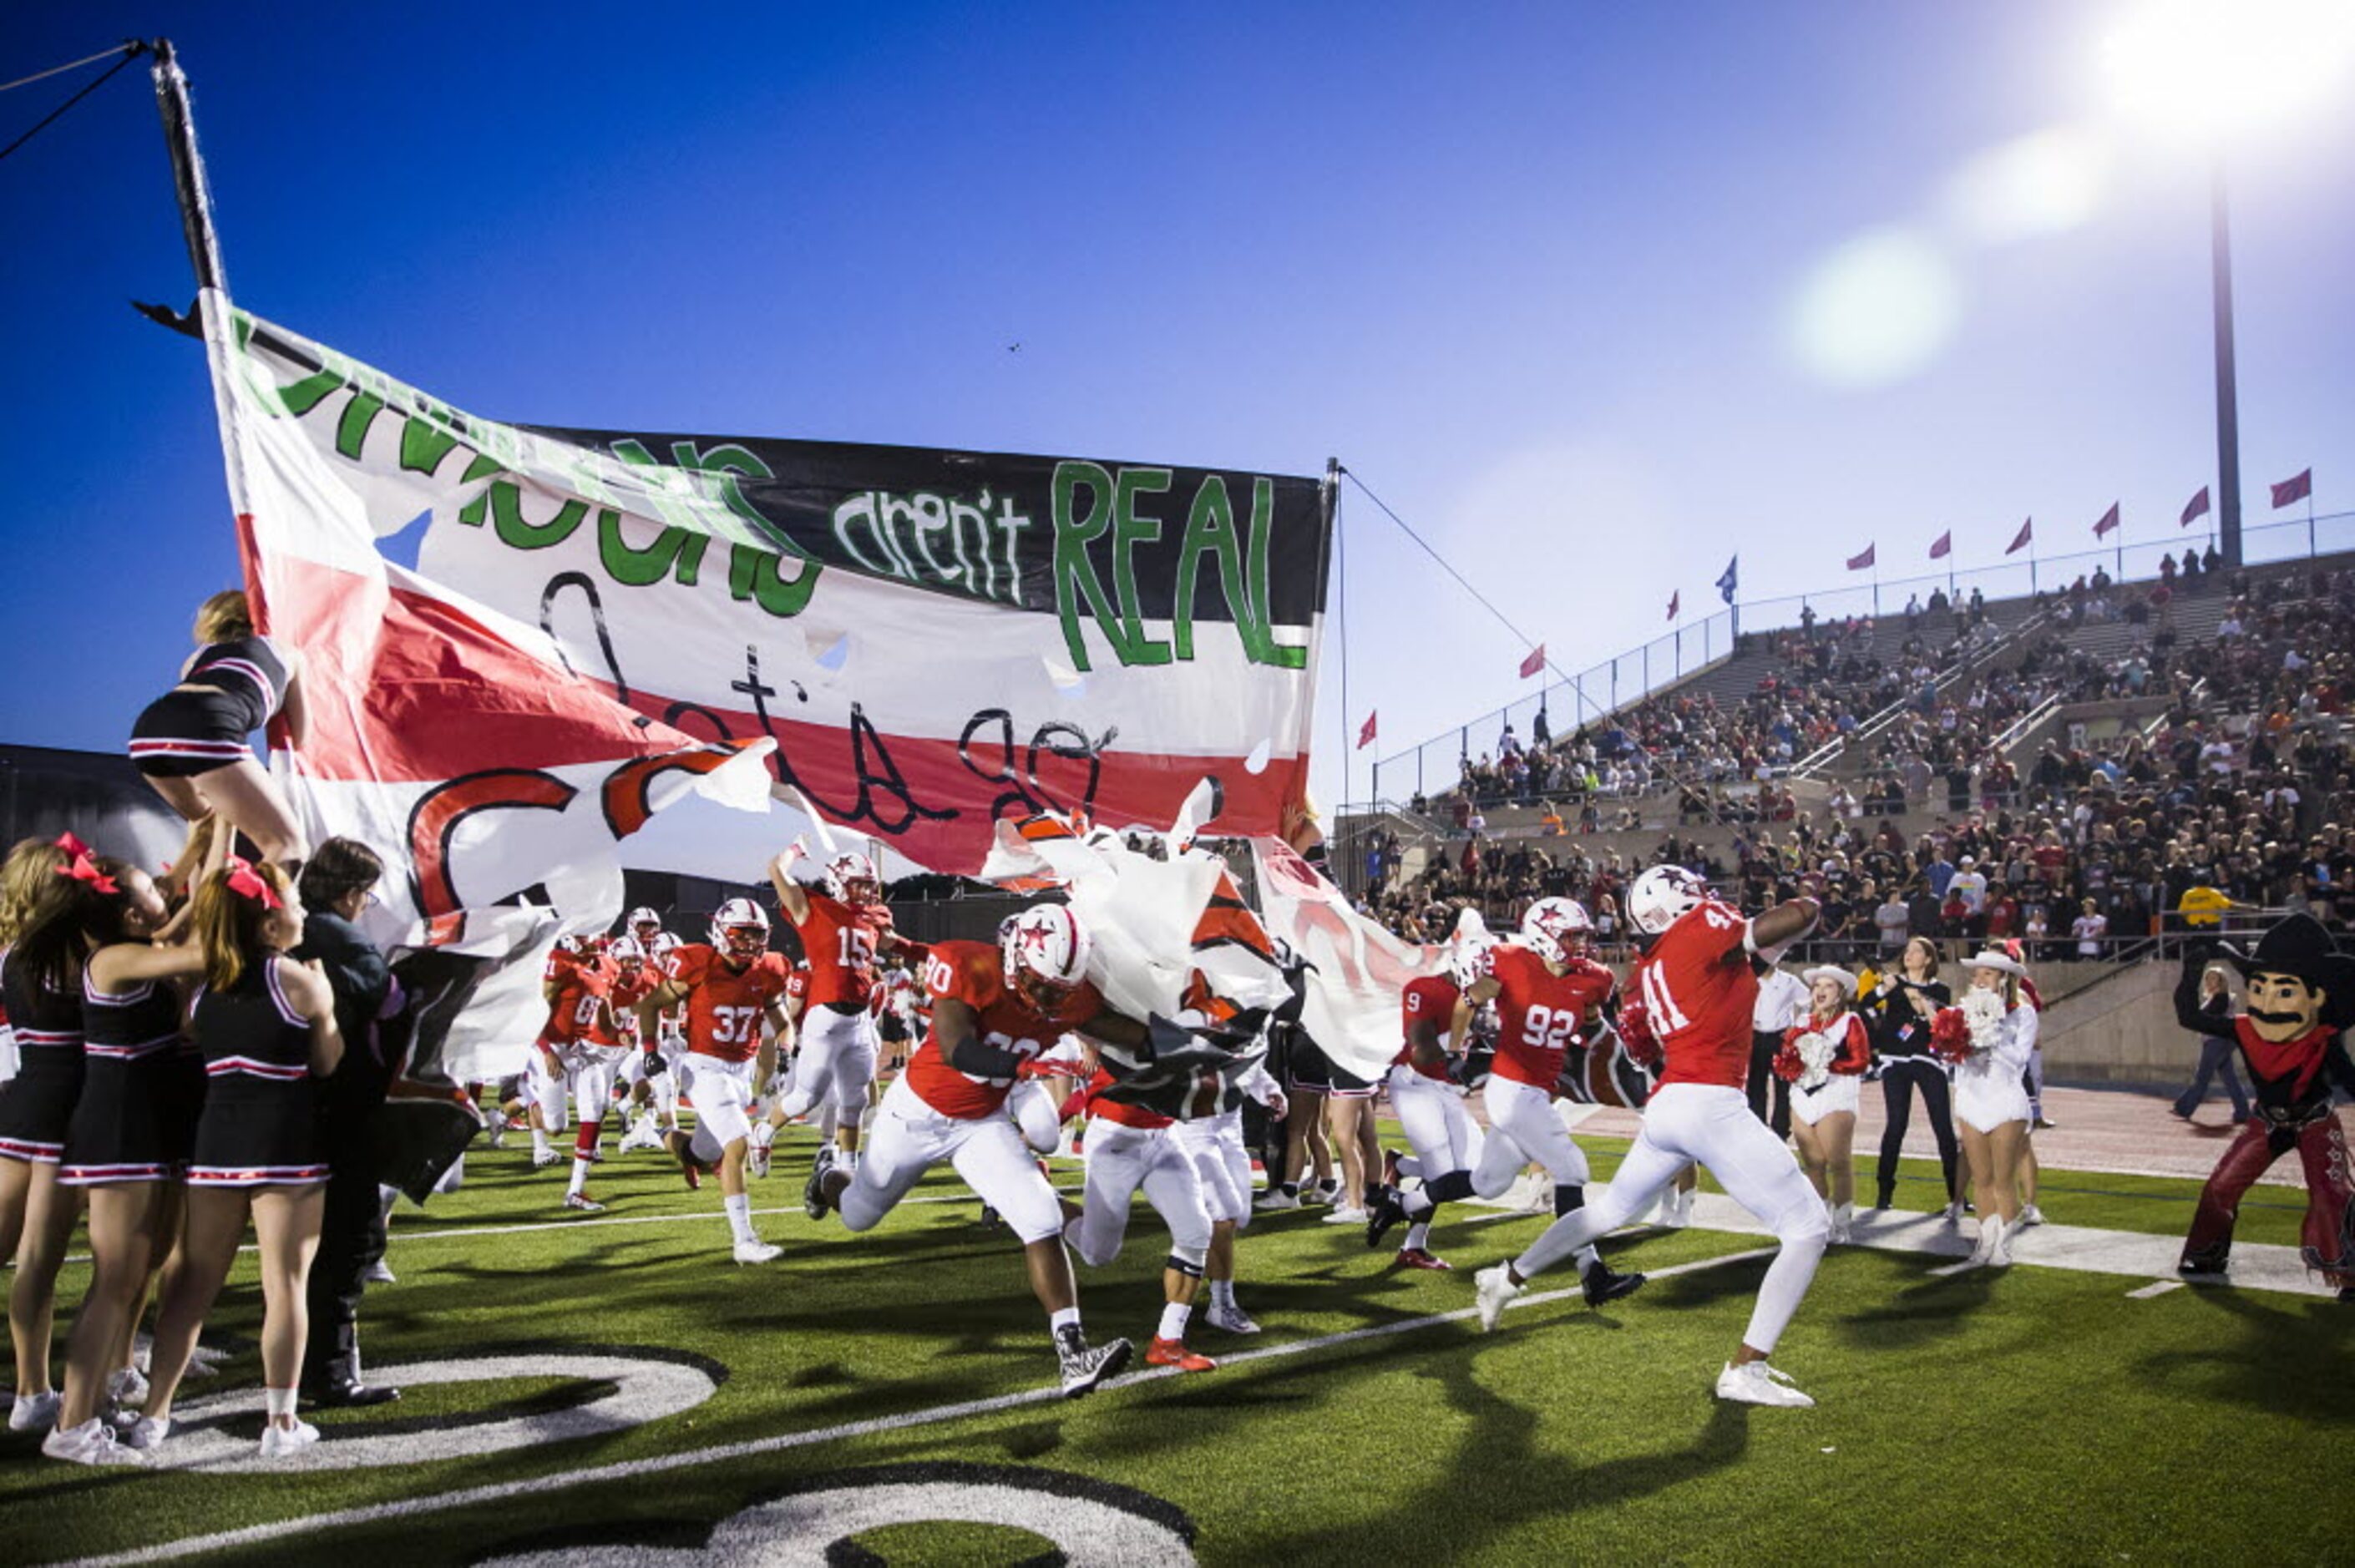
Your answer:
2070,897 -> 2108,958
1874,887 -> 1910,958
1947,855 -> 1989,916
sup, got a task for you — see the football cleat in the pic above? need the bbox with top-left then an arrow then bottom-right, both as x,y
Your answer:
1473,1265 -> 1524,1332
1203,1301 -> 1261,1334
747,1127 -> 774,1180
1055,1328 -> 1132,1399
485,1116 -> 509,1151
1395,1247 -> 1452,1272
1364,1186 -> 1408,1250
732,1239 -> 784,1265
1582,1260 -> 1647,1308
9,1391 -> 62,1433
564,1193 -> 606,1213
531,1148 -> 559,1169
257,1419 -> 322,1459
1715,1360 -> 1816,1409
1145,1337 -> 1217,1373
619,1117 -> 663,1153
42,1418 -> 144,1466
803,1146 -> 837,1221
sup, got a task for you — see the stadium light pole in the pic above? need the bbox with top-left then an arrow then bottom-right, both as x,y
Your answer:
149,39 -> 229,298
2206,159 -> 2242,568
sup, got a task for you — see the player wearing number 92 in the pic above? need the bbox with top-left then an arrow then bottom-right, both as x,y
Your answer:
803,905 -> 1151,1400
1434,900 -> 1643,1307
632,900 -> 796,1265
1475,867 -> 1830,1410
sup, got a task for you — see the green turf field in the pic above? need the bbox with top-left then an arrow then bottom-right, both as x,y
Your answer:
2,1127 -> 2344,1566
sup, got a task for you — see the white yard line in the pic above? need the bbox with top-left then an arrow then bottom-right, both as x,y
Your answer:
49,1248 -> 1776,1567
2126,1279 -> 2184,1299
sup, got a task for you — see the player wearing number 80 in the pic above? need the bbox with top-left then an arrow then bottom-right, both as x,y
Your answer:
1475,867 -> 1831,1409
1441,900 -> 1644,1305
632,901 -> 794,1263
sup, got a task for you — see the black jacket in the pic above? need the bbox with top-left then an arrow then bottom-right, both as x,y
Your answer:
293,910 -> 398,1121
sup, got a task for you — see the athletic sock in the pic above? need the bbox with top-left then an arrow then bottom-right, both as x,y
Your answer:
1049,1306 -> 1081,1341
531,1130 -> 551,1159
1403,1221 -> 1431,1252
1277,1181 -> 1299,1199
263,1386 -> 297,1422
567,1158 -> 590,1198
1209,1280 -> 1236,1310
723,1193 -> 757,1246
1157,1302 -> 1193,1342
1402,1187 -> 1435,1217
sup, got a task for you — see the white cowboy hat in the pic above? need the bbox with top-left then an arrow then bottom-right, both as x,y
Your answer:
1801,965 -> 1858,998
1964,949 -> 2027,978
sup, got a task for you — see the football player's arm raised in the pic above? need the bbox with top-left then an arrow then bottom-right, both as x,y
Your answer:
1736,898 -> 1821,968
766,840 -> 823,925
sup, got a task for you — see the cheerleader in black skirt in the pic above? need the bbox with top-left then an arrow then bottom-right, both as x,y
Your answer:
21,847 -> 209,1467
1,837 -> 95,1434
141,860 -> 341,1461
128,589 -> 311,869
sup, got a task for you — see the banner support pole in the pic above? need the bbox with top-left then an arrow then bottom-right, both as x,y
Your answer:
149,39 -> 228,297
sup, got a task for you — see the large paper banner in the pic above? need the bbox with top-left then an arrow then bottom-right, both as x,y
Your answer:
210,306 -> 1332,875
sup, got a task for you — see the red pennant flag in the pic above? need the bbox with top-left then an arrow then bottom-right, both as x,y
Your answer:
1664,590 -> 1679,620
2005,517 -> 2033,555
1928,530 -> 1952,560
2272,468 -> 2312,508
2093,502 -> 2120,538
1518,644 -> 1546,679
2180,486 -> 2211,526
1356,710 -> 1377,750
1846,544 -> 1875,571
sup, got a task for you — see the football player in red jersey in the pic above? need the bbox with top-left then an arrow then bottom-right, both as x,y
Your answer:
618,930 -> 686,1152
1067,1057 -> 1221,1373
1363,940 -> 1486,1272
804,905 -> 1143,1398
1438,900 -> 1643,1305
753,842 -> 906,1174
632,898 -> 794,1263
1476,867 -> 1828,1409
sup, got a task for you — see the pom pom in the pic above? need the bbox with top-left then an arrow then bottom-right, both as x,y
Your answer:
1929,1006 -> 1972,1065
1772,1045 -> 1803,1083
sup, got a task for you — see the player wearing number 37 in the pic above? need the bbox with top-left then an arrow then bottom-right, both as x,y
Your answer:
1476,867 -> 1831,1409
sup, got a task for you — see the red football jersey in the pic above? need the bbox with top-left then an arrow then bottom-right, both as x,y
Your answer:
1394,974 -> 1462,1081
904,939 -> 1103,1120
603,968 -> 660,1048
791,893 -> 895,1009
1634,898 -> 1757,1090
544,964 -> 613,1048
1488,945 -> 1613,1089
666,943 -> 792,1063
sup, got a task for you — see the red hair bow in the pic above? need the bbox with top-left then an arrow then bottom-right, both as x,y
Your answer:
224,857 -> 282,912
53,835 -> 119,896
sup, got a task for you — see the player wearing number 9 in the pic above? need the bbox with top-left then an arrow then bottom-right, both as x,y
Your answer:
1446,898 -> 1646,1308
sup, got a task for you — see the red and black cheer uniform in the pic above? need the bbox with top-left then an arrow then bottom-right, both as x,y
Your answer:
0,949 -> 84,1165
60,969 -> 200,1186
129,635 -> 291,779
188,958 -> 328,1187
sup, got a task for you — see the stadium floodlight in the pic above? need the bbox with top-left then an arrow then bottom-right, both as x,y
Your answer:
2097,0 -> 2355,569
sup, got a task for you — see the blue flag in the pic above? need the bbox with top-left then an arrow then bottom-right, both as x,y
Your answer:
1716,556 -> 1739,604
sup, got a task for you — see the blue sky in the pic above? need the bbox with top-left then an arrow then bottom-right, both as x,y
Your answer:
3,2 -> 2349,819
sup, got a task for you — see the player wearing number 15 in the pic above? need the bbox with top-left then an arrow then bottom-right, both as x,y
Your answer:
757,842 -> 907,1175
633,900 -> 794,1264
1446,899 -> 1644,1306
1476,867 -> 1830,1409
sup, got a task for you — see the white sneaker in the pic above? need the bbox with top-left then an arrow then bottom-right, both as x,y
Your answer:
1473,1264 -> 1524,1333
363,1259 -> 398,1286
1311,1181 -> 1342,1207
257,1419 -> 321,1459
109,1365 -> 149,1407
1204,1301 -> 1261,1335
1944,1201 -> 1967,1223
1321,1206 -> 1370,1225
43,1417 -> 144,1466
1715,1360 -> 1816,1408
732,1238 -> 783,1265
1252,1189 -> 1300,1211
1987,1216 -> 2013,1268
2018,1204 -> 2044,1229
119,1414 -> 171,1450
9,1391 -> 62,1433
1829,1202 -> 1854,1246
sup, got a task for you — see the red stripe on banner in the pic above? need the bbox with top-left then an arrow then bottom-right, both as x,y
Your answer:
266,555 -> 1306,873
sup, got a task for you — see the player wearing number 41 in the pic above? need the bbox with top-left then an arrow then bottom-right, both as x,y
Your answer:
1395,900 -> 1643,1303
804,905 -> 1145,1398
749,842 -> 914,1181
1476,867 -> 1830,1409
631,901 -> 795,1263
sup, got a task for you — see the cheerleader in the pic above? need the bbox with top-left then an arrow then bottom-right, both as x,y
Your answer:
128,589 -> 310,868
1774,967 -> 1872,1243
1864,937 -> 1960,1216
1949,950 -> 2039,1268
141,861 -> 342,1459
35,847 -> 209,1466
1,838 -> 92,1435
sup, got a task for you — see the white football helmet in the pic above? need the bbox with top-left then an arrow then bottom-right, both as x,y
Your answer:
1628,865 -> 1710,936
607,935 -> 645,966
627,905 -> 662,936
1450,934 -> 1499,991
1521,897 -> 1594,965
709,897 -> 771,959
999,904 -> 1093,1011
647,930 -> 681,960
828,851 -> 881,903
